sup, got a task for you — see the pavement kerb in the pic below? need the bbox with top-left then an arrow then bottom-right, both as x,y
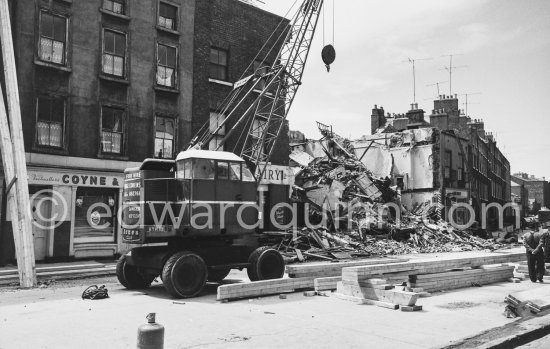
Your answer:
439,314 -> 550,349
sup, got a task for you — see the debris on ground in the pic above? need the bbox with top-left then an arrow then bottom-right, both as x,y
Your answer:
272,140 -> 520,263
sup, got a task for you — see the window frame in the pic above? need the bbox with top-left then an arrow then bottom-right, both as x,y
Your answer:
155,42 -> 179,89
34,95 -> 67,149
101,27 -> 128,79
208,111 -> 226,151
100,104 -> 127,156
37,10 -> 69,67
102,0 -> 126,16
157,0 -> 180,33
154,115 -> 177,159
253,60 -> 270,91
209,47 -> 229,81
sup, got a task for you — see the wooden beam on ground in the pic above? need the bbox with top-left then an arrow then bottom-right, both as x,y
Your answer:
217,277 -> 315,301
287,257 -> 408,278
341,252 -> 525,283
332,292 -> 399,310
336,282 -> 419,306
0,0 -> 36,287
313,276 -> 341,291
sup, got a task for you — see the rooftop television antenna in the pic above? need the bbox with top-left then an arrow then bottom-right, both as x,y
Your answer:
402,57 -> 432,103
441,54 -> 467,95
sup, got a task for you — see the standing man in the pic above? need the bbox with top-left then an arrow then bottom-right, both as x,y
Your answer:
523,225 -> 549,283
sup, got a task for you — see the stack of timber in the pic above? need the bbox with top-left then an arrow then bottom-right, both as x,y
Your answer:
505,287 -> 550,317
335,252 -> 525,309
314,276 -> 342,291
334,277 -> 421,310
217,277 -> 315,301
408,265 -> 515,292
514,261 -> 550,280
286,257 -> 408,278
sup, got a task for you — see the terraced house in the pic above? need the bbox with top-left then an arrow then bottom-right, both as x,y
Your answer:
0,0 -> 290,264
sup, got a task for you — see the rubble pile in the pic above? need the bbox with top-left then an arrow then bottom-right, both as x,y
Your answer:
277,151 -> 513,263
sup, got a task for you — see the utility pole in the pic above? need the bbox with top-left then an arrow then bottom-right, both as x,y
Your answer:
441,54 -> 466,95
0,0 -> 36,287
403,57 -> 432,103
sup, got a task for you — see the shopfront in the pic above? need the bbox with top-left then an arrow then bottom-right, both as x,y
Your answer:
1,167 -> 125,262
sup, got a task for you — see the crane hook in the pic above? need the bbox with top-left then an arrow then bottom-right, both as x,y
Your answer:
322,44 -> 336,73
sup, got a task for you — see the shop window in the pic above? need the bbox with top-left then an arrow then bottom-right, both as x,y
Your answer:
36,96 -> 65,148
102,29 -> 126,77
208,112 -> 225,151
39,11 -> 67,65
74,187 -> 117,243
101,106 -> 124,154
155,116 -> 175,159
157,43 -> 177,87
210,47 -> 228,81
103,0 -> 125,15
158,2 -> 178,30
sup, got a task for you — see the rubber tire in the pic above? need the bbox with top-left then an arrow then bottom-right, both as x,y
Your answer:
207,268 -> 231,283
247,247 -> 285,282
162,251 -> 208,298
116,255 -> 155,289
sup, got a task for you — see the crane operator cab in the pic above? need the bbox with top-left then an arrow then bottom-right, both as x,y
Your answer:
118,149 -> 285,298
174,149 -> 259,237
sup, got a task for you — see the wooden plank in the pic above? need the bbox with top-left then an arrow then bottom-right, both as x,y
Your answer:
314,276 -> 341,291
332,292 -> 399,309
286,257 -> 408,278
336,282 -> 419,306
0,0 -> 36,288
217,277 -> 315,300
342,253 -> 525,283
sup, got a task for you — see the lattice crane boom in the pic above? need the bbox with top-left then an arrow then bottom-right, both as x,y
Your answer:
187,0 -> 325,177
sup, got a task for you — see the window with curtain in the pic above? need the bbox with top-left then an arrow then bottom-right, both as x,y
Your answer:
158,2 -> 177,30
103,29 -> 126,77
39,12 -> 67,65
36,97 -> 64,147
157,43 -> 177,87
155,116 -> 175,159
103,0 -> 125,14
101,107 -> 124,154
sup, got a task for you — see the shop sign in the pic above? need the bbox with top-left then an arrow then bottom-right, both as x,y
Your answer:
445,188 -> 468,199
28,169 -> 123,188
256,164 -> 294,186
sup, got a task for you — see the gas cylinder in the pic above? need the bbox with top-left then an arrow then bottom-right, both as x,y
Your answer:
137,313 -> 164,349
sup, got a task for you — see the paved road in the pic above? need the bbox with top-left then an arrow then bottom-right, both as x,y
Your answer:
0,268 -> 548,349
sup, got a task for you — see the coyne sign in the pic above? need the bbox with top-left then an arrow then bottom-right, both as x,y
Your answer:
27,168 -> 124,188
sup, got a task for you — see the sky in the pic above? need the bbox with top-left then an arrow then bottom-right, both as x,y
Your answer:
255,0 -> 550,178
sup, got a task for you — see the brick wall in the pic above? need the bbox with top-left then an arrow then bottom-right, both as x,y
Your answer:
193,0 -> 289,165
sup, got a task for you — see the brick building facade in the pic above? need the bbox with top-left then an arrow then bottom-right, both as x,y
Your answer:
0,0 -> 289,264
511,173 -> 550,214
369,94 -> 512,227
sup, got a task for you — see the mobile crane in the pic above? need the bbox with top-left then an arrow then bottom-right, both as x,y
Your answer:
117,0 -> 326,298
